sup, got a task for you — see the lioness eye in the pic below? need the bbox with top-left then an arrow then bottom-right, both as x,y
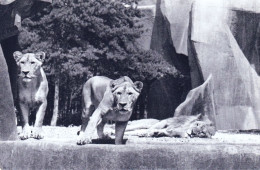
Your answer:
117,92 -> 122,95
128,92 -> 133,95
31,62 -> 35,64
21,61 -> 25,64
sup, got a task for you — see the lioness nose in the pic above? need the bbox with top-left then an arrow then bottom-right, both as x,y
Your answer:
22,71 -> 29,75
119,103 -> 127,107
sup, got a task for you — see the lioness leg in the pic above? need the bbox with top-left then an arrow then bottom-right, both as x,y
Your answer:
149,129 -> 169,137
97,119 -> 111,139
115,121 -> 128,145
19,104 -> 31,140
77,108 -> 102,145
150,119 -> 168,129
32,101 -> 47,139
80,105 -> 95,133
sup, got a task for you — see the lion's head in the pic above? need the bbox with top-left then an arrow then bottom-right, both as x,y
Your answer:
187,114 -> 216,138
110,76 -> 143,114
13,51 -> 45,82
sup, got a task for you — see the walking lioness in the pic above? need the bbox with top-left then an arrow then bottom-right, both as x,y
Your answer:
77,76 -> 143,145
13,51 -> 48,140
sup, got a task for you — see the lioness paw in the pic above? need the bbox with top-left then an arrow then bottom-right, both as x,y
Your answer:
19,125 -> 31,140
32,127 -> 44,139
19,132 -> 31,140
77,133 -> 92,145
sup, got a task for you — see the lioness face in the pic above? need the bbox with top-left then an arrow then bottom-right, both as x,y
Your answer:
112,81 -> 143,114
188,120 -> 216,138
13,51 -> 45,82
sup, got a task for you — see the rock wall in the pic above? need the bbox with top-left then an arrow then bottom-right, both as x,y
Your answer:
190,0 -> 260,130
175,74 -> 216,124
138,0 -> 191,119
0,46 -> 17,140
139,0 -> 260,129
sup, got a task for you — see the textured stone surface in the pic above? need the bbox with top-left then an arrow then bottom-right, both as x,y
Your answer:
139,0 -> 191,119
0,45 -> 17,141
174,74 -> 216,123
1,126 -> 260,169
156,0 -> 260,130
1,141 -> 260,170
190,0 -> 260,130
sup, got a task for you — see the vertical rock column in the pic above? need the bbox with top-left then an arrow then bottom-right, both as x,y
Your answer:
0,45 -> 17,140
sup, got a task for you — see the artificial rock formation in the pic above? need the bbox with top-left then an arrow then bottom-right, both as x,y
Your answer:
174,74 -> 216,124
137,0 -> 191,119
0,46 -> 17,140
154,0 -> 260,130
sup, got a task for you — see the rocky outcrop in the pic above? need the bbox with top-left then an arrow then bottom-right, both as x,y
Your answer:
174,74 -> 216,123
138,0 -> 260,129
138,0 -> 191,119
153,0 -> 260,130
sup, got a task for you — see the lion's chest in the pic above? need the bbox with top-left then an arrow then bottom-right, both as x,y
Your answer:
18,82 -> 45,107
102,110 -> 132,122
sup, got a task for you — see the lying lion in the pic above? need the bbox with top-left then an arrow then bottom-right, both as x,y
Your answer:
77,76 -> 143,145
120,114 -> 216,138
13,51 -> 48,140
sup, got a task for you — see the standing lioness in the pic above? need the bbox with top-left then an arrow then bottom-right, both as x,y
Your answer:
13,51 -> 48,140
77,76 -> 143,145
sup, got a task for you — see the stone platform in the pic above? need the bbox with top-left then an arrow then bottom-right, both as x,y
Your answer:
0,126 -> 260,169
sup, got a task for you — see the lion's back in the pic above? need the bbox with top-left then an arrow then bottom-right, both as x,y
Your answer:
83,76 -> 112,105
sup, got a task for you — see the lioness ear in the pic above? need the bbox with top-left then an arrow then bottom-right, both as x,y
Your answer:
13,51 -> 23,62
134,81 -> 143,92
110,81 -> 118,92
35,51 -> 46,62
196,113 -> 203,120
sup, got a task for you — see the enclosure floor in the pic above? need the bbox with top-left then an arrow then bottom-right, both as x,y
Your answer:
16,126 -> 260,145
0,126 -> 259,169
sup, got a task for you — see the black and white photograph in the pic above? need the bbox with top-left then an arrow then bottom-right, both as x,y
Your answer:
0,0 -> 260,169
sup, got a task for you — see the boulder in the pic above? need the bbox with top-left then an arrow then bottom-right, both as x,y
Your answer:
174,74 -> 216,123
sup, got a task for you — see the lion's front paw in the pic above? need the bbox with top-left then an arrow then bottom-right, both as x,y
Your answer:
77,132 -> 92,145
19,125 -> 31,140
19,132 -> 31,140
32,127 -> 44,139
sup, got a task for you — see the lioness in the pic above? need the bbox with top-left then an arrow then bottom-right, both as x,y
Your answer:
77,76 -> 143,145
124,114 -> 216,138
13,51 -> 48,140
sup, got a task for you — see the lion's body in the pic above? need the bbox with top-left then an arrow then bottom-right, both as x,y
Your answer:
124,114 -> 216,138
77,76 -> 143,145
14,51 -> 48,140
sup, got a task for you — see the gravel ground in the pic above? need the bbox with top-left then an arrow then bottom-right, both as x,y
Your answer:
17,126 -> 260,146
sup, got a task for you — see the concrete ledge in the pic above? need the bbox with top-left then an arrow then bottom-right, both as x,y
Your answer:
1,126 -> 259,169
1,141 -> 260,169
